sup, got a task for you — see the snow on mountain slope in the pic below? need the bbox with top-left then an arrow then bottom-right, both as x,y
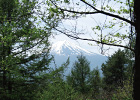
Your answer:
49,40 -> 107,76
51,40 -> 94,55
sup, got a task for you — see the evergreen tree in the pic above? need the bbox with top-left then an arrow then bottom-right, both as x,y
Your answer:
89,67 -> 101,98
67,55 -> 90,94
0,0 -> 55,99
124,44 -> 135,82
101,49 -> 129,91
36,58 -> 78,100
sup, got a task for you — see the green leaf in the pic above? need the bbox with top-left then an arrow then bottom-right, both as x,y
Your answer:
96,26 -> 101,30
115,33 -> 120,37
64,0 -> 69,3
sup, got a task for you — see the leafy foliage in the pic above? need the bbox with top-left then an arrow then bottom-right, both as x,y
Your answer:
111,80 -> 133,100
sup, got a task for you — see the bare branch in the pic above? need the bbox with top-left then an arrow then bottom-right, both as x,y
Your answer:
54,27 -> 134,52
62,9 -> 100,15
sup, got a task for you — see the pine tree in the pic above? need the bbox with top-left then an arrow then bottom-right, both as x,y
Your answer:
0,0 -> 54,99
101,49 -> 129,91
36,58 -> 78,100
89,67 -> 101,98
67,55 -> 90,94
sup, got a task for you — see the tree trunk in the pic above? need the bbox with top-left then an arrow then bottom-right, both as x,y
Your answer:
133,0 -> 140,100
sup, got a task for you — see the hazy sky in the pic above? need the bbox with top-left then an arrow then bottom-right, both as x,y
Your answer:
50,14 -> 126,56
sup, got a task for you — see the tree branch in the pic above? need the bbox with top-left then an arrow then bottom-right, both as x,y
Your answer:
54,27 -> 134,52
12,37 -> 46,56
59,8 -> 100,14
54,0 -> 134,26
80,0 -> 134,25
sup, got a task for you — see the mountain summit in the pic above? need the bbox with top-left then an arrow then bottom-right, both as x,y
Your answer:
50,40 -> 107,76
51,40 -> 94,55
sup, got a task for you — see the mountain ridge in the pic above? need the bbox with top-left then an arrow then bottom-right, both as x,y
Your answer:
51,40 -> 96,56
49,40 -> 107,76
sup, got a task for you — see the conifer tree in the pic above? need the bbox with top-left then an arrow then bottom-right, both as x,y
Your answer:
101,49 -> 129,91
67,55 -> 90,94
0,0 -> 55,99
89,67 -> 101,98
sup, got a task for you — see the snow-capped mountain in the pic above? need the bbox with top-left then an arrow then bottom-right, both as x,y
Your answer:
51,40 -> 94,55
50,40 -> 107,76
